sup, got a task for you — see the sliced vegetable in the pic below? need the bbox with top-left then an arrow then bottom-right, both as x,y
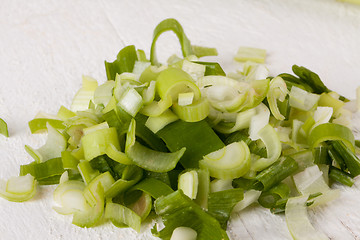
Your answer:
0,118 -> 9,137
0,174 -> 37,202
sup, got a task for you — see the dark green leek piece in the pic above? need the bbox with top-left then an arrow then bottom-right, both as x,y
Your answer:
194,61 -> 226,76
208,188 -> 244,229
157,120 -> 225,168
258,182 -> 290,208
313,146 -> 330,165
292,65 -> 330,94
331,140 -> 360,177
153,190 -> 229,240
254,157 -> 298,191
329,166 -> 354,187
105,45 -> 138,80
128,178 -> 174,199
270,192 -> 322,214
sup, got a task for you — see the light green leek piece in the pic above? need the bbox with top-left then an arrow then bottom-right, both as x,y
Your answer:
200,141 -> 250,180
71,76 -> 98,112
267,76 -> 289,120
0,174 -> 37,202
105,202 -> 141,232
234,47 -> 266,63
0,118 -> 9,137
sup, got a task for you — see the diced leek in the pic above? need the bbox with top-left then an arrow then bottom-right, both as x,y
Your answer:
81,127 -> 120,161
231,190 -> 261,213
20,157 -> 65,182
178,170 -> 198,199
105,202 -> 141,232
142,80 -> 156,105
0,118 -> 9,137
117,88 -> 143,117
285,195 -> 328,240
182,59 -> 206,81
200,141 -> 250,180
178,92 -> 194,106
210,179 -> 233,193
84,172 -> 115,206
71,75 -> 98,112
77,160 -> 100,185
172,97 -> 209,122
234,47 -> 266,63
289,86 -> 320,111
105,45 -> 138,80
28,118 -> 65,134
25,123 -> 67,163
57,105 -> 76,120
249,103 -> 270,140
0,174 -> 37,202
267,76 -> 289,120
145,109 -> 179,133
214,108 -> 256,134
128,178 -> 174,199
93,80 -> 115,106
105,144 -> 132,165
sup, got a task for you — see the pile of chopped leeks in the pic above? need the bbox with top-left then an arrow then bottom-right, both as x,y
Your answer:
1,18 -> 360,240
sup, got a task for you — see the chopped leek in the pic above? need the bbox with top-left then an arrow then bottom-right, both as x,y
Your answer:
0,174 -> 37,202
0,118 -> 9,137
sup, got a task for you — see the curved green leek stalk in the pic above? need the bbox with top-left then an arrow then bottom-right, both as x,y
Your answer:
84,172 -> 115,207
292,65 -> 330,94
105,144 -> 132,165
20,157 -> 65,183
172,97 -> 209,122
93,80 -> 115,106
308,123 -> 355,152
251,124 -> 282,171
126,119 -> 185,172
285,195 -> 328,240
0,174 -> 37,202
81,127 -> 120,161
157,67 -> 201,102
105,45 -> 138,80
77,160 -> 100,185
258,182 -> 291,208
25,123 -> 67,163
28,118 -> 65,134
71,75 -> 98,112
0,118 -> 9,137
267,77 -> 289,120
72,183 -> 104,228
105,202 -> 141,232
200,141 -> 251,180
150,18 -> 193,66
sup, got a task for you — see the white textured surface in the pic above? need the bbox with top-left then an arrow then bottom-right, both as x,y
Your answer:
1,0 -> 360,239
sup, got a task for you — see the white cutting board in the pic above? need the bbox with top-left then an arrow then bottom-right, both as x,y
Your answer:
1,0 -> 360,239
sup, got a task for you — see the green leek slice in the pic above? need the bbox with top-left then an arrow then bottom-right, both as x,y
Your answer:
234,47 -> 266,63
145,109 -> 179,133
150,18 -> 193,66
25,123 -> 67,163
28,118 -> 65,134
105,45 -> 138,80
178,170 -> 198,199
285,195 -> 328,240
251,124 -> 282,171
0,174 -> 37,202
72,183 -> 104,228
81,127 -> 120,161
157,120 -> 224,168
127,178 -> 174,199
308,123 -> 355,152
71,75 -> 98,112
200,141 -> 250,180
105,202 -> 141,232
20,157 -> 65,182
0,118 -> 9,137
289,86 -> 320,111
172,97 -> 209,122
267,76 -> 289,120
77,160 -> 100,185
105,144 -> 132,165
93,80 -> 115,106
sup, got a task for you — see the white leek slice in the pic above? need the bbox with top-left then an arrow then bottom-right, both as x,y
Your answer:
82,122 -> 109,136
0,174 -> 37,202
25,123 -> 67,163
214,108 -> 256,134
210,179 -> 233,193
249,103 -> 270,140
231,190 -> 261,213
234,47 -> 266,63
142,80 -> 156,105
200,141 -> 250,180
178,170 -> 199,199
251,124 -> 282,172
285,195 -> 328,240
311,106 -> 333,130
132,61 -> 151,79
267,76 -> 289,120
53,180 -> 89,215
245,64 -> 269,82
170,227 -> 197,240
182,59 -> 206,81
71,76 -> 98,112
117,88 -> 143,117
289,86 -> 320,111
293,165 -> 339,207
93,80 -> 115,106
145,109 -> 178,134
